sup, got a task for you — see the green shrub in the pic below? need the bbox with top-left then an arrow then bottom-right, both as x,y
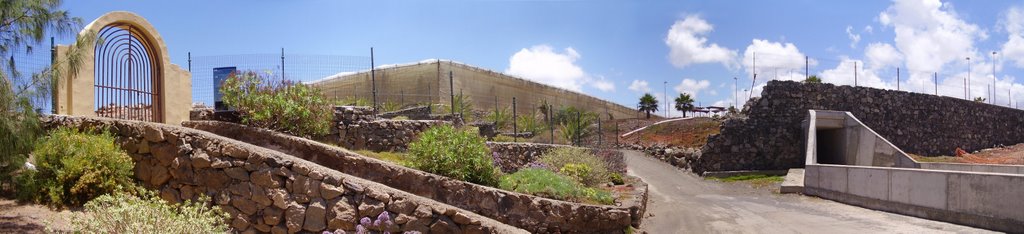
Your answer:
71,191 -> 229,233
18,127 -> 135,207
380,101 -> 402,113
220,71 -> 332,138
408,125 -> 498,186
487,107 -> 512,130
516,112 -> 544,135
556,108 -> 595,145
559,163 -> 592,185
610,173 -> 625,185
539,147 -> 610,187
0,78 -> 42,189
449,93 -> 474,121
498,168 -> 613,205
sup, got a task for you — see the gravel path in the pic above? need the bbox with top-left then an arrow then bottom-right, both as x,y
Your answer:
623,150 -> 999,234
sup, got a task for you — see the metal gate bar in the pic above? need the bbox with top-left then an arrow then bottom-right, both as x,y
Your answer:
94,23 -> 162,122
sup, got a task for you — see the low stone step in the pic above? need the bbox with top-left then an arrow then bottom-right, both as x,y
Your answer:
780,168 -> 805,194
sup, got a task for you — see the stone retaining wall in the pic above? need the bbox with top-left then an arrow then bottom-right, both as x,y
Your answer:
44,115 -> 524,234
487,142 -> 626,174
186,121 -> 646,233
339,120 -> 448,152
380,106 -> 433,120
620,144 -> 700,171
696,80 -> 1024,174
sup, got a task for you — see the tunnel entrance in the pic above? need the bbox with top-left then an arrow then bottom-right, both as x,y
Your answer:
816,128 -> 845,164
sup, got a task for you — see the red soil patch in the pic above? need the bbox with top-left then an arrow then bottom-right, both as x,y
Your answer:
619,117 -> 721,148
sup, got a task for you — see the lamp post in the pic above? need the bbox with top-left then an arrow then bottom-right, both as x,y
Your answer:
993,51 -> 998,105
733,77 -> 738,109
967,57 -> 971,99
663,81 -> 668,118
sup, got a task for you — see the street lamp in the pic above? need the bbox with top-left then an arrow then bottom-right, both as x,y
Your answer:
733,77 -> 738,109
993,51 -> 998,105
664,81 -> 668,118
967,57 -> 971,100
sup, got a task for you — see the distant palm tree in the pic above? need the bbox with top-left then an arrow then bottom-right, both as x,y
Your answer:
674,93 -> 695,117
638,93 -> 658,119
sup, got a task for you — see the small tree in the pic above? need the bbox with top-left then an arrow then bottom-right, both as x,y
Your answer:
674,93 -> 695,118
804,75 -> 822,84
1,0 -> 87,188
638,93 -> 658,119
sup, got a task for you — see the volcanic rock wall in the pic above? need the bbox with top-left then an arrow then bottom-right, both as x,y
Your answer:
695,80 -> 1024,174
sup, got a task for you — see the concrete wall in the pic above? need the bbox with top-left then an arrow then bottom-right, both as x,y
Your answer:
186,121 -> 647,233
309,60 -> 639,120
918,162 -> 1024,175
804,164 -> 1024,233
802,110 -> 1024,232
54,11 -> 191,125
696,80 -> 1024,173
43,115 -> 525,234
806,110 -> 917,168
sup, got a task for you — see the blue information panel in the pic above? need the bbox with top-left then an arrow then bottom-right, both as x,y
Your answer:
213,67 -> 237,110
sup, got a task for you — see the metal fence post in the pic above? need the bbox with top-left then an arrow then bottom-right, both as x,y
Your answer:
575,110 -> 582,146
512,97 -> 517,143
597,117 -> 602,147
549,104 -> 554,144
280,48 -> 285,80
187,52 -> 191,72
50,37 -> 55,114
371,47 -> 377,113
449,71 -> 455,117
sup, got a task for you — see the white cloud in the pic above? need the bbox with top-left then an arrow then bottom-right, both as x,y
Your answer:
628,80 -> 651,93
1001,6 -> 1024,68
665,15 -> 738,68
864,42 -> 904,68
591,76 -> 616,92
820,58 -> 894,89
505,45 -> 586,91
847,25 -> 862,48
878,0 -> 986,73
673,78 -> 711,99
741,39 -> 815,82
864,25 -> 875,34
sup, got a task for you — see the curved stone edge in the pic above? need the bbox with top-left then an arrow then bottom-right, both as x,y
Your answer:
43,115 -> 526,234
185,120 -> 647,233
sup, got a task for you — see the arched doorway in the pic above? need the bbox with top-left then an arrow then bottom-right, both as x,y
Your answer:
54,11 -> 191,125
93,23 -> 163,122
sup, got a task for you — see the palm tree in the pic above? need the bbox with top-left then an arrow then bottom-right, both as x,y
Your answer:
638,93 -> 658,119
674,93 -> 695,118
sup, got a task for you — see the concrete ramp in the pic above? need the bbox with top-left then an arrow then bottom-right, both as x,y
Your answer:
801,110 -> 1024,233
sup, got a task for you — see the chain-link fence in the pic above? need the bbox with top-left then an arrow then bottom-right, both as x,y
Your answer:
188,50 -> 370,107
3,42 -> 55,113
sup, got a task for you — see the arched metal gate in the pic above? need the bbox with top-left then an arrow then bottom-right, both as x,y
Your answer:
94,23 -> 162,122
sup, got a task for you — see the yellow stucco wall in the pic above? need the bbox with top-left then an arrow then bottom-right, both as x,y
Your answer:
310,60 -> 638,119
54,11 -> 191,125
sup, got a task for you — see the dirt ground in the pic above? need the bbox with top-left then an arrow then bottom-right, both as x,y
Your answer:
913,143 -> 1024,165
618,117 -> 721,148
0,199 -> 77,233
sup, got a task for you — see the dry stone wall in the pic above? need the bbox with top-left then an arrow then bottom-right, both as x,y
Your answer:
44,115 -> 524,234
696,80 -> 1024,174
186,121 -> 646,233
339,120 -> 447,152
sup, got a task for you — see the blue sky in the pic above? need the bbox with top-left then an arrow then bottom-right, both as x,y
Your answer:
62,0 -> 1024,116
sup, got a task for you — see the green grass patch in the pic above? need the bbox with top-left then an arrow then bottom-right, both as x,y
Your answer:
709,174 -> 784,188
909,154 -> 959,163
499,168 -> 614,205
355,150 -> 410,166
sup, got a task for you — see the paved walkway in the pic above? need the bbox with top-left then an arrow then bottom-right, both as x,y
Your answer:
623,150 -> 998,234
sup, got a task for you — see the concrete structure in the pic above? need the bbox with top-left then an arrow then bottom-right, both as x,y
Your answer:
802,110 -> 1024,233
308,60 -> 639,119
54,11 -> 191,125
